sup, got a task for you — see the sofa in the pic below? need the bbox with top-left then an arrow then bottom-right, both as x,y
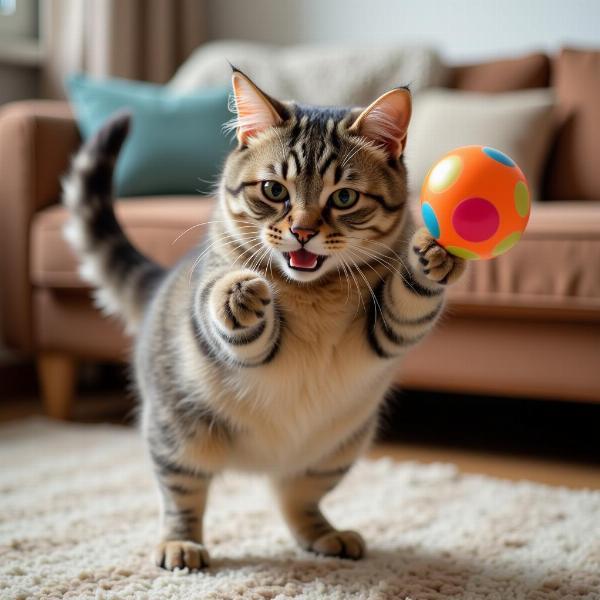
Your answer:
1,48 -> 599,419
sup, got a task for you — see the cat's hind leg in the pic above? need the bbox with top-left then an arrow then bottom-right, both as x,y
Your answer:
272,418 -> 376,560
151,451 -> 212,570
274,469 -> 365,559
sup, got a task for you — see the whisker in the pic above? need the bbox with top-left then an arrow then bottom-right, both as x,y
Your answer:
188,234 -> 243,272
246,247 -> 268,274
340,256 -> 365,317
346,254 -> 388,330
248,245 -> 271,273
337,258 -> 352,306
340,136 -> 377,168
345,235 -> 405,264
186,230 -> 259,278
349,243 -> 419,297
172,222 -> 257,246
346,248 -> 387,284
237,239 -> 267,263
259,247 -> 273,274
194,231 -> 258,262
340,143 -> 363,168
187,234 -> 258,286
349,245 -> 403,279
266,247 -> 275,279
236,240 -> 269,271
188,242 -> 234,286
344,236 -> 413,287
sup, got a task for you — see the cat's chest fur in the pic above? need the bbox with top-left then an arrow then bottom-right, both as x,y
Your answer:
223,279 -> 393,472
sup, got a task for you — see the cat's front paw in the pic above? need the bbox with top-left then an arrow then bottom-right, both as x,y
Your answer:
411,228 -> 465,285
309,530 -> 366,560
210,270 -> 273,332
153,540 -> 210,571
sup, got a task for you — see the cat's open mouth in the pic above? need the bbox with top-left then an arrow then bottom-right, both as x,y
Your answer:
283,249 -> 327,272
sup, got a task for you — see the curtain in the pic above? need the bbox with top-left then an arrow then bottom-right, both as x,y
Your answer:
41,0 -> 207,98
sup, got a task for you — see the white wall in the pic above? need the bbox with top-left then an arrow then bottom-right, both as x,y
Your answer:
206,0 -> 600,64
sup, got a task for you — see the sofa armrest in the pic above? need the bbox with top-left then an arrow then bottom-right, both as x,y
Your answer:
0,101 -> 80,353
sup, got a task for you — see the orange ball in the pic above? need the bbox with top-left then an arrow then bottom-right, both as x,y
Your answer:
420,146 -> 530,260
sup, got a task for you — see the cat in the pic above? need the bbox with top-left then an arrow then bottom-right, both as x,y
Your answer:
63,68 -> 465,571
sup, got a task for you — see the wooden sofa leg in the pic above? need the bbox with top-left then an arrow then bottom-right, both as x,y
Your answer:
37,353 -> 77,420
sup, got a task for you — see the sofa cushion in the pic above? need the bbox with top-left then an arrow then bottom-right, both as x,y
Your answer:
405,88 -> 556,200
32,197 -> 600,319
30,197 -> 215,288
544,48 -> 600,201
67,75 -> 234,197
34,287 -> 129,360
451,53 -> 550,92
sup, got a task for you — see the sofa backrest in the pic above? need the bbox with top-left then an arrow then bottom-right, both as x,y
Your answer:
449,53 -> 551,92
543,48 -> 600,201
172,42 -> 599,202
450,49 -> 600,202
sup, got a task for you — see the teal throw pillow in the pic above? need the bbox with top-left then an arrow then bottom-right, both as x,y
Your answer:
67,74 -> 234,197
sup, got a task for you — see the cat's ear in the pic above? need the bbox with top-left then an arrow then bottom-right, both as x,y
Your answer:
349,88 -> 412,158
231,68 -> 285,144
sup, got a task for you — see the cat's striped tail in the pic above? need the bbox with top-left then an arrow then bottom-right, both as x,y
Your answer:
62,113 -> 165,333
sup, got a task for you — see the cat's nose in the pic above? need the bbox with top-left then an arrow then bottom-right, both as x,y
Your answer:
290,225 -> 318,244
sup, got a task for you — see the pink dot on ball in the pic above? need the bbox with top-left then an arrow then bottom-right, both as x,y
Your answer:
452,197 -> 500,243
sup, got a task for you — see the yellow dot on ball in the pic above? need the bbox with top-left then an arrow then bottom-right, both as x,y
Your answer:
514,181 -> 529,217
428,155 -> 463,193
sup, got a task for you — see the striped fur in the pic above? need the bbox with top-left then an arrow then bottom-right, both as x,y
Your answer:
62,112 -> 164,332
62,72 -> 465,571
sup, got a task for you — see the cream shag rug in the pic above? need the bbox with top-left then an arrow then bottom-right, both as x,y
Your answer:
0,420 -> 598,600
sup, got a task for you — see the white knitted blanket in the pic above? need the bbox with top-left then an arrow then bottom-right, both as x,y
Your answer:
169,40 -> 449,105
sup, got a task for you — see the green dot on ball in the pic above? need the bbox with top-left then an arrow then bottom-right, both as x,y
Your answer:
446,245 -> 480,260
492,232 -> 522,256
514,181 -> 529,217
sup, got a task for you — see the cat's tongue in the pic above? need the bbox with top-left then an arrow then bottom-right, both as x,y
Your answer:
289,248 -> 318,269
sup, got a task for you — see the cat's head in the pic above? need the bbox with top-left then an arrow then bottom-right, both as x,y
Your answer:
221,68 -> 412,284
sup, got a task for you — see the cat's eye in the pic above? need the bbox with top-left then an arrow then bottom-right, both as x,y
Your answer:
261,180 -> 289,202
330,188 -> 359,209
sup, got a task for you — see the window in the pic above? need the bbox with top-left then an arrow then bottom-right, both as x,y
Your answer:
0,0 -> 38,40
0,0 -> 17,16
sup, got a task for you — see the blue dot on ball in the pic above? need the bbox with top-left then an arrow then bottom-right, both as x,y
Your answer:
422,202 -> 440,239
483,146 -> 515,167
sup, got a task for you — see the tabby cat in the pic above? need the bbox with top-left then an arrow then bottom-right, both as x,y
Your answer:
63,68 -> 465,570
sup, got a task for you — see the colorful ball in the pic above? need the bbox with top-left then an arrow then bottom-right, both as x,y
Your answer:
420,146 -> 530,260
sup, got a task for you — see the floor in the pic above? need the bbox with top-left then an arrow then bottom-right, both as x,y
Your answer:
2,371 -> 599,490
371,443 -> 600,489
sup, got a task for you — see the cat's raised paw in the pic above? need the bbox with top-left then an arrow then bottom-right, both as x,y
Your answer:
210,270 -> 273,331
411,227 -> 465,285
154,540 -> 210,571
309,530 -> 366,560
